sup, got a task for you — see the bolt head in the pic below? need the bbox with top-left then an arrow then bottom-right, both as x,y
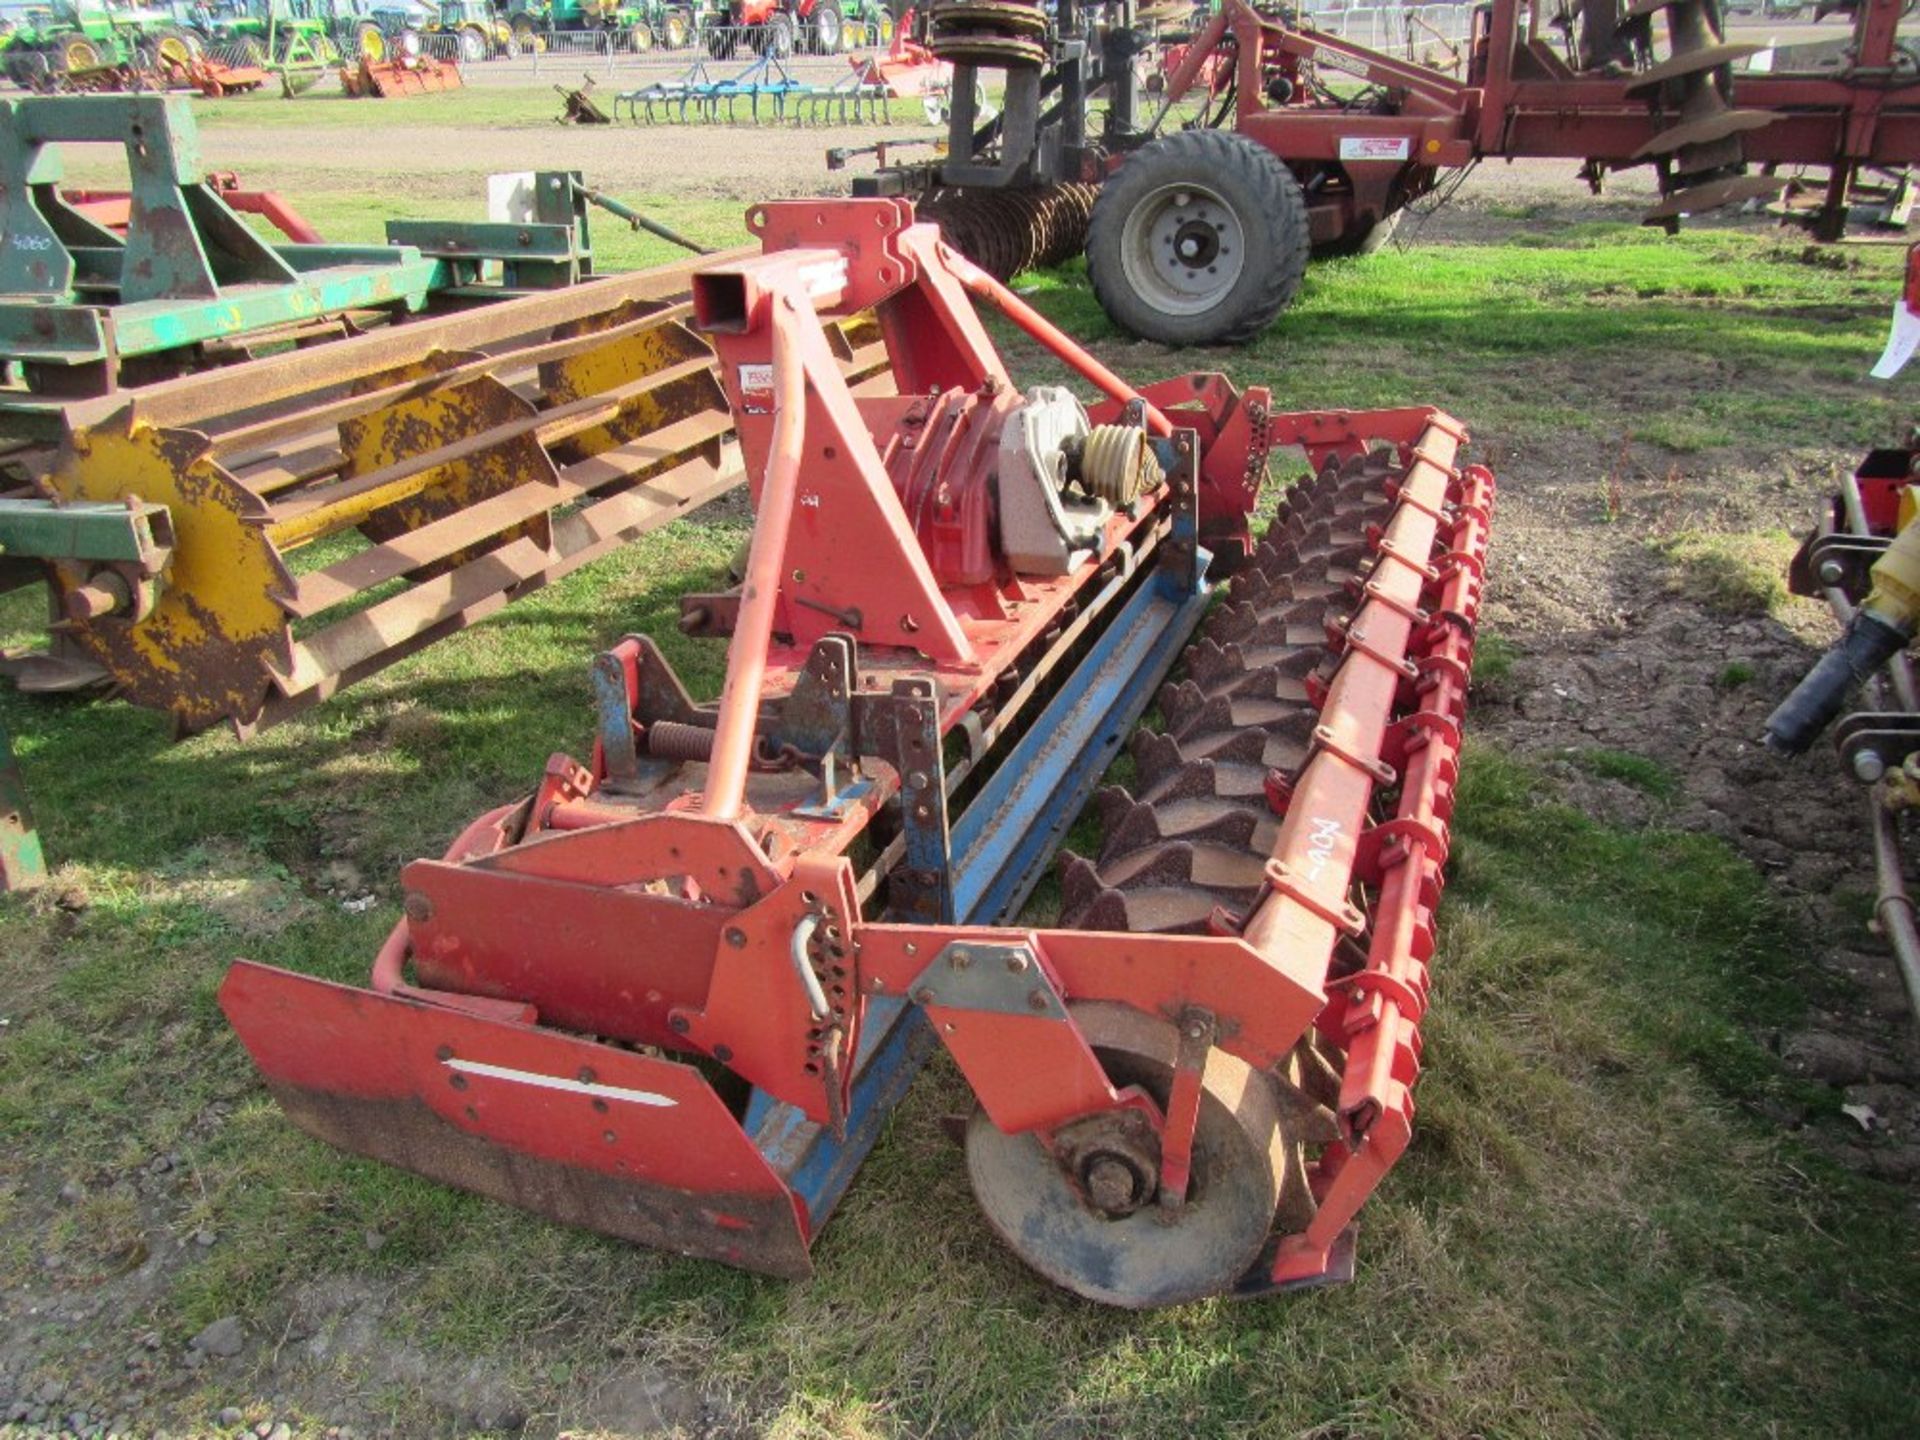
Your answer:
724,926 -> 748,948
1027,987 -> 1050,1011
949,948 -> 972,970
912,986 -> 936,1006
1005,952 -> 1030,974
403,891 -> 433,924
1854,748 -> 1888,783
1819,559 -> 1846,586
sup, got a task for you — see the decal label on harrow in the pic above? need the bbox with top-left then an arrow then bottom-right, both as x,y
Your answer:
739,363 -> 776,414
1338,136 -> 1412,162
445,1057 -> 679,1108
1316,47 -> 1370,79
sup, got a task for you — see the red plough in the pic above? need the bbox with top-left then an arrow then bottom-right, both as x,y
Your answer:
220,198 -> 1493,1306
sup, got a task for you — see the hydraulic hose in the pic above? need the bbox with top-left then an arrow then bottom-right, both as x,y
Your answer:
1764,610 -> 1911,754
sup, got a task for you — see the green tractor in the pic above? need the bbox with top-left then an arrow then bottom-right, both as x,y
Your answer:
501,0 -> 685,53
428,0 -> 511,58
2,1 -> 203,85
193,0 -> 384,65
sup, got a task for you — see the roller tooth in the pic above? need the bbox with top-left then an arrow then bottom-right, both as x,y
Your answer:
1135,753 -> 1229,804
1062,445 -> 1405,938
1129,729 -> 1190,788
1058,849 -> 1105,917
1101,799 -> 1166,859
1108,801 -> 1268,866
1180,637 -> 1239,691
1091,784 -> 1136,836
1158,678 -> 1210,736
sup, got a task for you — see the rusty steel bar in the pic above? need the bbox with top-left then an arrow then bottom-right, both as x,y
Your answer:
947,257 -> 1174,438
1870,793 -> 1920,1023
704,303 -> 808,821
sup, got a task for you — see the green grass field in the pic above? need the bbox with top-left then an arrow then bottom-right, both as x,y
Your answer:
3,98 -> 1919,1438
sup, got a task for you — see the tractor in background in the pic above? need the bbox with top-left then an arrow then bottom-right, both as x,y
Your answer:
427,0 -> 509,56
2,0 -> 201,84
701,0 -> 891,57
193,0 -> 386,64
500,0 -> 658,51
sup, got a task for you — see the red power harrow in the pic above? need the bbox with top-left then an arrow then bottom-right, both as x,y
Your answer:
220,199 -> 1494,1307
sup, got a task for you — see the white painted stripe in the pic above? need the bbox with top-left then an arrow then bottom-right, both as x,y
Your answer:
445,1057 -> 677,1108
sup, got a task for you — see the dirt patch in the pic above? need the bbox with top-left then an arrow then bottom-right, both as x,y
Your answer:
1468,433 -> 1920,1186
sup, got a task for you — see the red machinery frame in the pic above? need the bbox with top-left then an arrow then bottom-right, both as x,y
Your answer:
1154,0 -> 1920,244
220,197 -> 1494,1302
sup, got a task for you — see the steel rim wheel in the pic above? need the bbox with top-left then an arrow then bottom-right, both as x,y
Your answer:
964,1002 -> 1287,1308
1120,181 -> 1247,319
815,5 -> 841,52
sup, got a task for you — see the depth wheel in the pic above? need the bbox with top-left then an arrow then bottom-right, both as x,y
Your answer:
1086,128 -> 1308,346
357,21 -> 385,61
964,1002 -> 1289,1308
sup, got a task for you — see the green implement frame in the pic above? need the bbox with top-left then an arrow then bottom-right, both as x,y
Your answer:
0,95 -> 597,431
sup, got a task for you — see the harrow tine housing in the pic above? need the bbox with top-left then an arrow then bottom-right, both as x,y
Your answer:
222,198 -> 1493,1306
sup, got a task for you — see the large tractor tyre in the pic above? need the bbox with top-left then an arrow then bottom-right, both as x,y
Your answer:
62,35 -> 103,71
151,26 -> 201,62
811,0 -> 843,52
456,24 -> 488,61
758,13 -> 794,55
1086,129 -> 1309,347
663,7 -> 693,47
629,20 -> 655,50
356,21 -> 386,61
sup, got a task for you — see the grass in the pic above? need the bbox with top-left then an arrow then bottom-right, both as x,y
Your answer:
3,97 -> 1919,1438
1570,747 -> 1679,801
1654,530 -> 1801,617
1012,228 -> 1905,453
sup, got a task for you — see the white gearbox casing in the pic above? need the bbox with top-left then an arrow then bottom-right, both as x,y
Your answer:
996,386 -> 1112,576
